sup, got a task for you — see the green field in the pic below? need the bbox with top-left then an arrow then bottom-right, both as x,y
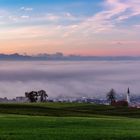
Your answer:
0,103 -> 140,140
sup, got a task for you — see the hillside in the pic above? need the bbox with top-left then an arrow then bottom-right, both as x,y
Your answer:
0,103 -> 140,140
0,103 -> 139,118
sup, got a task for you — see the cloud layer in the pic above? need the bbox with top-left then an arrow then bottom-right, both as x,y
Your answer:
0,61 -> 140,99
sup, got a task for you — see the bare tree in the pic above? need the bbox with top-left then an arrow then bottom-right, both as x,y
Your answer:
38,90 -> 48,102
25,91 -> 38,102
106,89 -> 116,105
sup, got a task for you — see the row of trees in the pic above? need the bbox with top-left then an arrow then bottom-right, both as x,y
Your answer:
25,90 -> 48,102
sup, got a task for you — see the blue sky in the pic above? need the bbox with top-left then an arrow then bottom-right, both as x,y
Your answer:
0,0 -> 140,55
0,0 -> 101,16
0,0 -> 99,6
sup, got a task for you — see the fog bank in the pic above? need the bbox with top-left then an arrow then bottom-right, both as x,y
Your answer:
0,61 -> 139,98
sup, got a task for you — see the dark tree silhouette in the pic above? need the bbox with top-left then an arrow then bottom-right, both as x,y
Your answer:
25,90 -> 48,103
38,90 -> 48,102
25,91 -> 38,102
106,89 -> 116,105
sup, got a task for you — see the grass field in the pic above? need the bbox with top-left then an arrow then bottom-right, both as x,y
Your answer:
0,102 -> 140,117
0,103 -> 140,140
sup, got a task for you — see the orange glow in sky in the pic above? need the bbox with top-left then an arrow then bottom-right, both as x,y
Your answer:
0,0 -> 140,56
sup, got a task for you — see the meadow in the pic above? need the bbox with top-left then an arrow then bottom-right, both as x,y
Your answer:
0,103 -> 140,140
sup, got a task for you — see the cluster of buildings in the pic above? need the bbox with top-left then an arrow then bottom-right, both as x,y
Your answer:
0,97 -> 28,103
0,96 -> 107,104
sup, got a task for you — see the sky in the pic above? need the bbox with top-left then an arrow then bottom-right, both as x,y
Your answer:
0,0 -> 140,56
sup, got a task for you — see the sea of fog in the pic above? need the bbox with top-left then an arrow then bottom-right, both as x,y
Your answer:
0,61 -> 140,99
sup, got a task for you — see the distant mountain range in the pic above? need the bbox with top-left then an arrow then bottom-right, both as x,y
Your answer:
0,53 -> 140,61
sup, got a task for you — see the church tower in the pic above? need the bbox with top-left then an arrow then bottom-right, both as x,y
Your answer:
127,88 -> 130,105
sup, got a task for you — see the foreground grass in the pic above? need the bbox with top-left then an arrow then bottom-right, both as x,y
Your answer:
0,103 -> 140,140
0,115 -> 140,140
